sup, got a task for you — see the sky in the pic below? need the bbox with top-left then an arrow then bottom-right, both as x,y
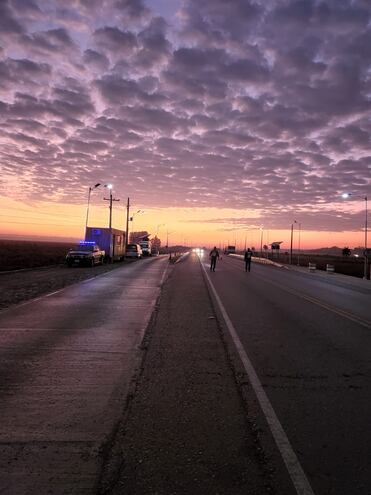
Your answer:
0,0 -> 370,250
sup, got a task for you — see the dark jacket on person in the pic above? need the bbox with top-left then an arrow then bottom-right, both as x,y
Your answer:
244,249 -> 252,261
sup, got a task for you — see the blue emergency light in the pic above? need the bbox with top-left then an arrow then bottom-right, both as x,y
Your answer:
79,240 -> 96,245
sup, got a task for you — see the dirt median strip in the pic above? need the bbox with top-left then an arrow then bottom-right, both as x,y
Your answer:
98,252 -> 276,495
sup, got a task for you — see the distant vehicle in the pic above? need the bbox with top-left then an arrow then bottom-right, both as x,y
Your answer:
139,239 -> 152,256
125,243 -> 143,259
225,245 -> 236,254
66,241 -> 105,267
85,227 -> 125,261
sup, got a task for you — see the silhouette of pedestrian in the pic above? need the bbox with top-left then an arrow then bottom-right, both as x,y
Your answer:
244,248 -> 252,272
209,246 -> 219,272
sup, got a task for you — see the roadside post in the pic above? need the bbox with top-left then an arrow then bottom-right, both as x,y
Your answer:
326,264 -> 335,274
308,262 -> 316,272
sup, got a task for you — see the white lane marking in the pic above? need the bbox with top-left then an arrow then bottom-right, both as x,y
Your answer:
201,261 -> 316,495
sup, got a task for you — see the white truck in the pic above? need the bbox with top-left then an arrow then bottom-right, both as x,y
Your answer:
139,239 -> 152,256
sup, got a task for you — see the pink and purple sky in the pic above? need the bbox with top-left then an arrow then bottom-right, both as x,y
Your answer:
0,0 -> 370,249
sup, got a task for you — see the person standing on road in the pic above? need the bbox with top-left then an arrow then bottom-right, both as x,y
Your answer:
209,246 -> 219,272
244,248 -> 252,272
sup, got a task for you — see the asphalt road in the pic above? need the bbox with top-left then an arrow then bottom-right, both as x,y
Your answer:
1,252 -> 370,495
201,253 -> 371,495
0,256 -> 169,495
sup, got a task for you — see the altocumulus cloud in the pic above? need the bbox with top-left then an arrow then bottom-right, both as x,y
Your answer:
0,0 -> 370,232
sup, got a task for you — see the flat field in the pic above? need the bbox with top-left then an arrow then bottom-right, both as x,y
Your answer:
0,239 -> 74,271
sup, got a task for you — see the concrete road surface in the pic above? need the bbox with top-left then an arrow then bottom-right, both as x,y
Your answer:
1,251 -> 370,495
0,257 -> 169,494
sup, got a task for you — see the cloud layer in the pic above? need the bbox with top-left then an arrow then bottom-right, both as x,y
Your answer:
1,0 -> 370,233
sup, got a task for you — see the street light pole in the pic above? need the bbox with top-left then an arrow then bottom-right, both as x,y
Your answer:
341,193 -> 369,279
260,227 -> 263,258
130,210 -> 144,233
290,223 -> 293,264
297,222 -> 301,266
85,183 -> 101,238
289,220 -> 297,265
125,197 -> 130,249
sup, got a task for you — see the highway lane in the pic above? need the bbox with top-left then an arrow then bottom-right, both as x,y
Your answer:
0,256 -> 169,495
201,253 -> 371,495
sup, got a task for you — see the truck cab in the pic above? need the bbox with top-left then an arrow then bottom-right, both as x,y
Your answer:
139,240 -> 152,256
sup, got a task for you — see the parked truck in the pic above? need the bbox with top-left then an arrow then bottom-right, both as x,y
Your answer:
139,239 -> 152,256
225,245 -> 236,255
85,227 -> 126,261
66,241 -> 105,267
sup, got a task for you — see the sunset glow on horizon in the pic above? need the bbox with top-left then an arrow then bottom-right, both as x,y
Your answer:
0,196 -> 366,251
0,0 -> 370,250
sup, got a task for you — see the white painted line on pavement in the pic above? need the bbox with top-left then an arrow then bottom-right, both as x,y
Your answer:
201,261 -> 316,495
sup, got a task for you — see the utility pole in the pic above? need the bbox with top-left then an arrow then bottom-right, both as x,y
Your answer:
289,220 -> 297,265
290,223 -> 294,265
104,186 -> 120,261
125,197 -> 130,250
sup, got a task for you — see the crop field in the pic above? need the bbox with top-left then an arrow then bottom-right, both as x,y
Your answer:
0,239 -> 74,271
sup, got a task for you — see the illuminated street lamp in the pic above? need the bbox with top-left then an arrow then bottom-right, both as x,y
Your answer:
103,184 -> 118,230
130,209 -> 144,224
129,209 -> 144,242
85,183 -> 101,236
341,193 -> 368,279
